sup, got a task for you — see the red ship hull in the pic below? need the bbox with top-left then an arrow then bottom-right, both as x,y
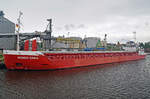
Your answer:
3,50 -> 146,70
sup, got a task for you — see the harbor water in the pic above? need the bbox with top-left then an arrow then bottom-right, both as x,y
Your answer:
0,55 -> 150,99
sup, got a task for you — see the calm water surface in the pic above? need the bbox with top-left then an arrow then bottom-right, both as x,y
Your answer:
0,55 -> 150,99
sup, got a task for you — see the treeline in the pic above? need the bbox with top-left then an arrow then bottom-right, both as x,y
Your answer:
139,42 -> 150,52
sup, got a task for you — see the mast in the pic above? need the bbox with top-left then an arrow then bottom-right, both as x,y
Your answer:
46,19 -> 52,50
133,31 -> 136,43
16,11 -> 23,51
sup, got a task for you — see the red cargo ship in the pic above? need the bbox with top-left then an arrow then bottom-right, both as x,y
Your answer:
3,50 -> 146,70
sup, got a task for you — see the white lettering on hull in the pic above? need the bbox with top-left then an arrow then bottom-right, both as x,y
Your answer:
17,56 -> 39,60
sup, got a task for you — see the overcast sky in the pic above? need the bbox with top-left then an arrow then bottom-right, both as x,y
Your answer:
1,0 -> 150,43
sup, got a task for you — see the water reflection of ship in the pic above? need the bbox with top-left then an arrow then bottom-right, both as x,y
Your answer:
4,62 -> 121,81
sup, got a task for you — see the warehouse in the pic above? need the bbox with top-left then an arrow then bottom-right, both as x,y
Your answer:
0,11 -> 16,50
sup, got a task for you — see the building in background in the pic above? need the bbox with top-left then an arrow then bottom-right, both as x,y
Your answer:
84,37 -> 101,48
0,11 -> 16,50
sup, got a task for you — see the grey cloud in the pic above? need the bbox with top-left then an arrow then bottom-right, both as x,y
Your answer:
78,24 -> 85,29
1,0 -> 150,42
64,24 -> 86,31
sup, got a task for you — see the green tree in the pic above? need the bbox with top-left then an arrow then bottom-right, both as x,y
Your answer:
139,42 -> 144,48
